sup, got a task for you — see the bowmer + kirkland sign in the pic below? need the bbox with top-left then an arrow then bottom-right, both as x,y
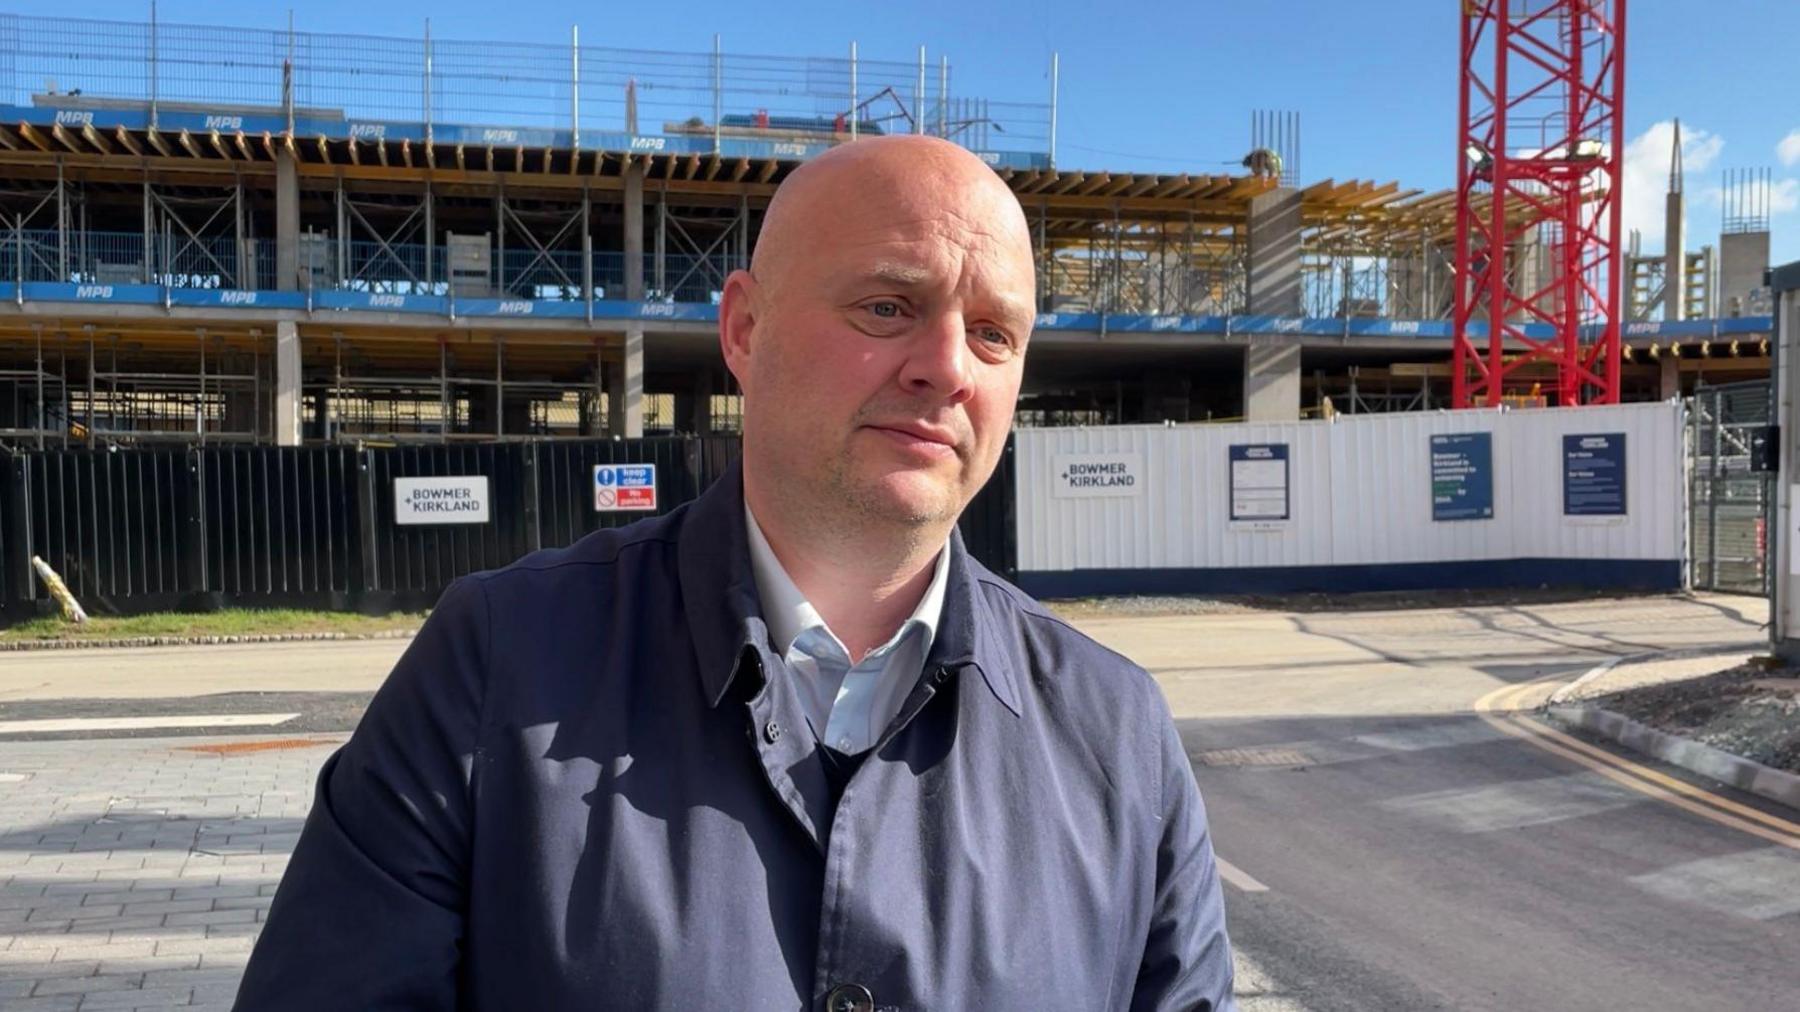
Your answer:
1053,453 -> 1144,499
394,476 -> 491,525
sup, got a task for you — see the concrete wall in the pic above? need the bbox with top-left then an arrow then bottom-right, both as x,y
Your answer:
1720,231 -> 1771,316
1389,249 -> 1453,319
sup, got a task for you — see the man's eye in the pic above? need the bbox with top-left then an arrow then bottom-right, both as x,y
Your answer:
977,327 -> 1011,346
867,302 -> 902,319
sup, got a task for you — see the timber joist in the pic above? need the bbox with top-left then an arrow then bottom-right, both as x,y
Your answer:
0,119 -> 1471,259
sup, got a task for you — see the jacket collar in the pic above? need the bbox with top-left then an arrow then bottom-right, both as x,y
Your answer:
677,458 -> 1021,716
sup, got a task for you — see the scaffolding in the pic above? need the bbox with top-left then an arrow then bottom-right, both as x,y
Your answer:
0,325 -> 263,448
0,10 -> 1575,441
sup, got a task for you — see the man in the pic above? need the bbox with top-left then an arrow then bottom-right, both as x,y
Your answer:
235,135 -> 1234,1011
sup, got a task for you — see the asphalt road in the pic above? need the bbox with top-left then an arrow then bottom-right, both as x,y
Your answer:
0,591 -> 1790,1010
1076,592 -> 1793,1011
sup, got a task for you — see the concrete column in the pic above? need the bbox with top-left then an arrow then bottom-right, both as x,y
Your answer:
467,392 -> 531,437
1242,340 -> 1302,422
624,162 -> 645,301
1720,231 -> 1771,317
1391,255 -> 1424,319
673,372 -> 712,435
1664,191 -> 1686,321
579,358 -> 602,436
1138,370 -> 1192,423
607,326 -> 645,437
1658,354 -> 1681,400
1245,188 -> 1302,316
274,320 -> 301,445
275,151 -> 299,292
308,388 -> 328,440
1242,188 -> 1303,423
576,392 -> 594,437
223,387 -> 259,432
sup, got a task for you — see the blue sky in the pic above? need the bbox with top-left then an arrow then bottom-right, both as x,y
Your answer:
18,0 -> 1800,263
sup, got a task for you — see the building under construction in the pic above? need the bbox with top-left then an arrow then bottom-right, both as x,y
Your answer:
0,10 -> 1778,449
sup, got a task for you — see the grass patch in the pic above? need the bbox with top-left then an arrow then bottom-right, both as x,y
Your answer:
0,608 -> 427,642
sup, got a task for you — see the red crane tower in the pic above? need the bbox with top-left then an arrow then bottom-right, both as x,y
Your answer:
1452,0 -> 1627,408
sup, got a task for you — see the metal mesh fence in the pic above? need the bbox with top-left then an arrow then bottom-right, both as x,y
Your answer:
3,229 -> 275,289
292,29 -> 422,122
1688,381 -> 1773,595
5,15 -> 156,107
11,225 -> 794,304
433,37 -> 567,130
152,20 -> 290,111
0,13 -> 1049,155
576,47 -> 937,139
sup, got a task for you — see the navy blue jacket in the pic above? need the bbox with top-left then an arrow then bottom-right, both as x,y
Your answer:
234,461 -> 1235,1011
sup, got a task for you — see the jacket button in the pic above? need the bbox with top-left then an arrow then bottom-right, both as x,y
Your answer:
825,983 -> 874,1012
932,666 -> 951,686
764,720 -> 783,744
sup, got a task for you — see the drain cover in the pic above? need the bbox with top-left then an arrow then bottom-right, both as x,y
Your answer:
1194,747 -> 1310,767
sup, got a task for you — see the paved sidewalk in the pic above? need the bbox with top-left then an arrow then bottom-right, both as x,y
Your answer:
1550,648 -> 1762,703
0,734 -> 341,1010
0,732 -> 1292,1010
0,640 -> 408,703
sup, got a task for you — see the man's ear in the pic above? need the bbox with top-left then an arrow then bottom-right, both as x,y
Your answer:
719,269 -> 759,388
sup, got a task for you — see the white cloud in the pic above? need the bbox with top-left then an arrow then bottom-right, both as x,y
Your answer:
1779,129 -> 1800,168
1621,120 -> 1723,251
1772,178 -> 1800,215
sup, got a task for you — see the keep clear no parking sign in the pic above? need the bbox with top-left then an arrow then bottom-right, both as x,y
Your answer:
594,463 -> 658,512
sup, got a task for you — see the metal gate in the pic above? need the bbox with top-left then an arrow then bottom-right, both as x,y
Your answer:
1687,380 -> 1774,594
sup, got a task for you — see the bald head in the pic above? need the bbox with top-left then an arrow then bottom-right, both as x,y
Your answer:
718,133 -> 1039,560
749,135 -> 1034,303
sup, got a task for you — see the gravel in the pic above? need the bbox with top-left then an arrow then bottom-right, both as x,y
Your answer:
1046,587 -> 1677,619
1594,661 -> 1800,775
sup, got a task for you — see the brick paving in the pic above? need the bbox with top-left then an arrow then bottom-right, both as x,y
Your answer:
0,734 -> 341,1011
0,730 -> 1288,1010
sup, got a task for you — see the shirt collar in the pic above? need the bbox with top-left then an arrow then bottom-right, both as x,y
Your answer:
742,500 -> 949,661
677,458 -> 1020,716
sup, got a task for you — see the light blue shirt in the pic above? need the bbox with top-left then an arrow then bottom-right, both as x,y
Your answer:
744,504 -> 950,755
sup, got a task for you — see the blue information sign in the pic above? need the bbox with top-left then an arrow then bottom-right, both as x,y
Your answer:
1228,444 -> 1291,522
1563,433 -> 1628,516
1430,432 -> 1494,521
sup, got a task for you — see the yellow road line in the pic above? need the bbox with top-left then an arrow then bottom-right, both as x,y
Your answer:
1473,676 -> 1800,847
1483,677 -> 1800,831
1514,713 -> 1800,834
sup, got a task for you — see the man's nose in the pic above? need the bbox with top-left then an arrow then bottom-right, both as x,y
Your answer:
899,311 -> 973,401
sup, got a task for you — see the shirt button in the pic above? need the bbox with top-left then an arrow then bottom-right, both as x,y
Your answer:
825,983 -> 875,1012
837,737 -> 853,751
764,720 -> 783,744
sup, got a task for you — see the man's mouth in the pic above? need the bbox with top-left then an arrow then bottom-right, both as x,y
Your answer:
867,422 -> 957,446
863,423 -> 961,458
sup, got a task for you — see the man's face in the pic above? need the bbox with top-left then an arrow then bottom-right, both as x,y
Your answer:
726,156 -> 1037,533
